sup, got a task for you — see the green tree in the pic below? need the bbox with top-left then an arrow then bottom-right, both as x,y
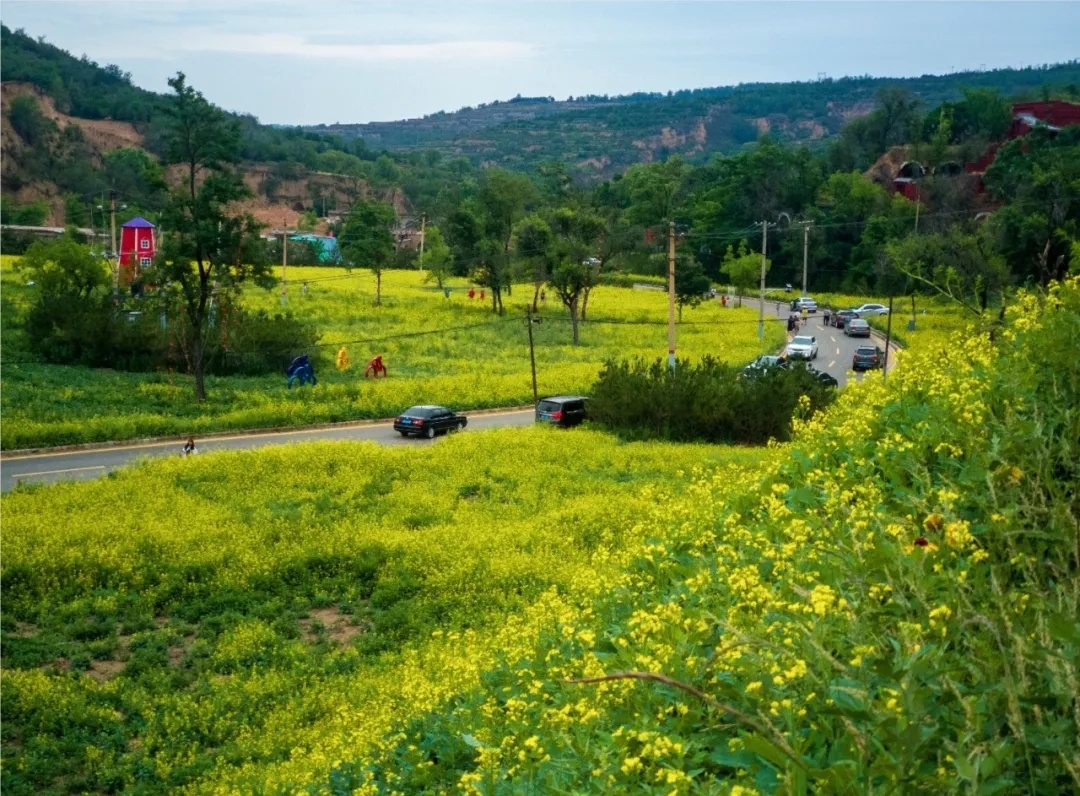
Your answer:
720,241 -> 768,306
886,226 -> 1009,317
984,126 -> 1080,284
620,158 -> 688,228
339,198 -> 396,305
152,72 -> 270,402
548,257 -> 588,345
514,214 -> 554,311
103,147 -> 167,210
673,253 -> 711,321
16,236 -> 108,300
550,207 -> 607,320
419,224 -> 452,289
8,94 -> 55,148
477,169 -> 536,313
1,196 -> 50,226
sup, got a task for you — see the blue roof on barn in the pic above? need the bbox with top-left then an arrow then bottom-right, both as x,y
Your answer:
289,234 -> 341,264
122,216 -> 155,229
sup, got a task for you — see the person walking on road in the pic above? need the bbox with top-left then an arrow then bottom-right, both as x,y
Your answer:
182,437 -> 198,457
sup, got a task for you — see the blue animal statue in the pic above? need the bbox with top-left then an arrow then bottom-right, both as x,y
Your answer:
286,354 -> 317,388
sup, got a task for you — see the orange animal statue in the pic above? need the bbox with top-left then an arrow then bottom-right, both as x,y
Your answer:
365,355 -> 387,378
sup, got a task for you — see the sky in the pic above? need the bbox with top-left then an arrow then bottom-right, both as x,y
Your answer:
3,1 -> 1078,125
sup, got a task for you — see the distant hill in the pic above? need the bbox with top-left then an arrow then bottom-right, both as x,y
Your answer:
0,26 -> 469,228
306,63 -> 1080,175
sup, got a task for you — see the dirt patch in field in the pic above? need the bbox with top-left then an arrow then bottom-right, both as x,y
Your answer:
300,607 -> 369,644
86,658 -> 127,683
12,621 -> 38,637
168,645 -> 186,666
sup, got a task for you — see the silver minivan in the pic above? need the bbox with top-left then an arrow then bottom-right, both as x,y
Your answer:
793,297 -> 818,313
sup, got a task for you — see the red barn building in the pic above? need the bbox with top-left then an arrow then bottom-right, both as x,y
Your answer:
119,216 -> 156,284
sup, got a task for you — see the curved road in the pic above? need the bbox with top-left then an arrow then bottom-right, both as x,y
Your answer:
746,296 -> 900,386
1,301 -> 900,493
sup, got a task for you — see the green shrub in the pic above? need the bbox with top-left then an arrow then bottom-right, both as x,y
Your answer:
589,355 -> 834,443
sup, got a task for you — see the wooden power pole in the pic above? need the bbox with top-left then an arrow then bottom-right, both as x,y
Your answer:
667,220 -> 676,372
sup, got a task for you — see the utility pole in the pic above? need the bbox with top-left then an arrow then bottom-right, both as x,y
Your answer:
526,307 -> 538,407
418,214 -> 426,276
800,221 -> 811,298
109,190 -> 119,302
883,294 -> 894,382
281,218 -> 288,307
914,185 -> 921,234
667,220 -> 677,373
758,220 -> 769,339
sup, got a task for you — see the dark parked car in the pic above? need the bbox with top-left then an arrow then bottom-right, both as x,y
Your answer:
832,309 -> 859,328
536,396 -> 588,427
852,345 -> 885,371
742,355 -> 789,378
791,362 -> 839,388
393,405 -> 467,438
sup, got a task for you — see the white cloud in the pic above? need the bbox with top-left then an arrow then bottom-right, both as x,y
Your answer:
175,32 -> 536,62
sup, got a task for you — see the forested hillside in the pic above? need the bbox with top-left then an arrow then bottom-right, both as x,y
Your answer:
306,62 -> 1080,174
0,25 -> 482,229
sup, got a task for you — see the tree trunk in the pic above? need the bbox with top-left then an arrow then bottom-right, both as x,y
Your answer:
570,299 -> 580,345
191,323 -> 206,402
532,281 -> 541,313
375,271 -> 382,306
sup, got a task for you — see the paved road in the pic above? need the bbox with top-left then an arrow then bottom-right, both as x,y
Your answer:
733,296 -> 900,387
1,302 -> 901,493
0,409 -> 536,493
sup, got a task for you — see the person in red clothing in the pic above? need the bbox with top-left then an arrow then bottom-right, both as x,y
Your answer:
468,288 -> 476,300
480,290 -> 485,301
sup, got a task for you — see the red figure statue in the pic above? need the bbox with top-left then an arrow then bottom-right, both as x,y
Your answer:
365,355 -> 388,378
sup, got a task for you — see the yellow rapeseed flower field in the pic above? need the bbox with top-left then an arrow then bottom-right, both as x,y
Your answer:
3,280 -> 1076,793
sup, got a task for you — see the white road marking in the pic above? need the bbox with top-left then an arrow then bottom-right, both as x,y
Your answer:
836,347 -> 841,355
828,360 -> 836,368
16,465 -> 106,478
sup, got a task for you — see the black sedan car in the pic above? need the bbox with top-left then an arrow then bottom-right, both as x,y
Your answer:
393,405 -> 467,438
832,309 -> 859,328
852,345 -> 885,371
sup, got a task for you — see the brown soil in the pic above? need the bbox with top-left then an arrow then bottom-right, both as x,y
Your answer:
168,645 -> 186,666
299,607 -> 369,645
86,658 -> 127,684
1,82 -> 144,154
866,145 -> 915,184
12,621 -> 38,637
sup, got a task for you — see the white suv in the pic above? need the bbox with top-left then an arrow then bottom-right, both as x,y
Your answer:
785,335 -> 818,360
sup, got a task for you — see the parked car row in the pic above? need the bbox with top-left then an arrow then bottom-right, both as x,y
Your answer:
394,395 -> 589,440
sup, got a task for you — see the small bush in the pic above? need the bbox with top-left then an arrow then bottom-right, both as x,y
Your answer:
589,355 -> 834,443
